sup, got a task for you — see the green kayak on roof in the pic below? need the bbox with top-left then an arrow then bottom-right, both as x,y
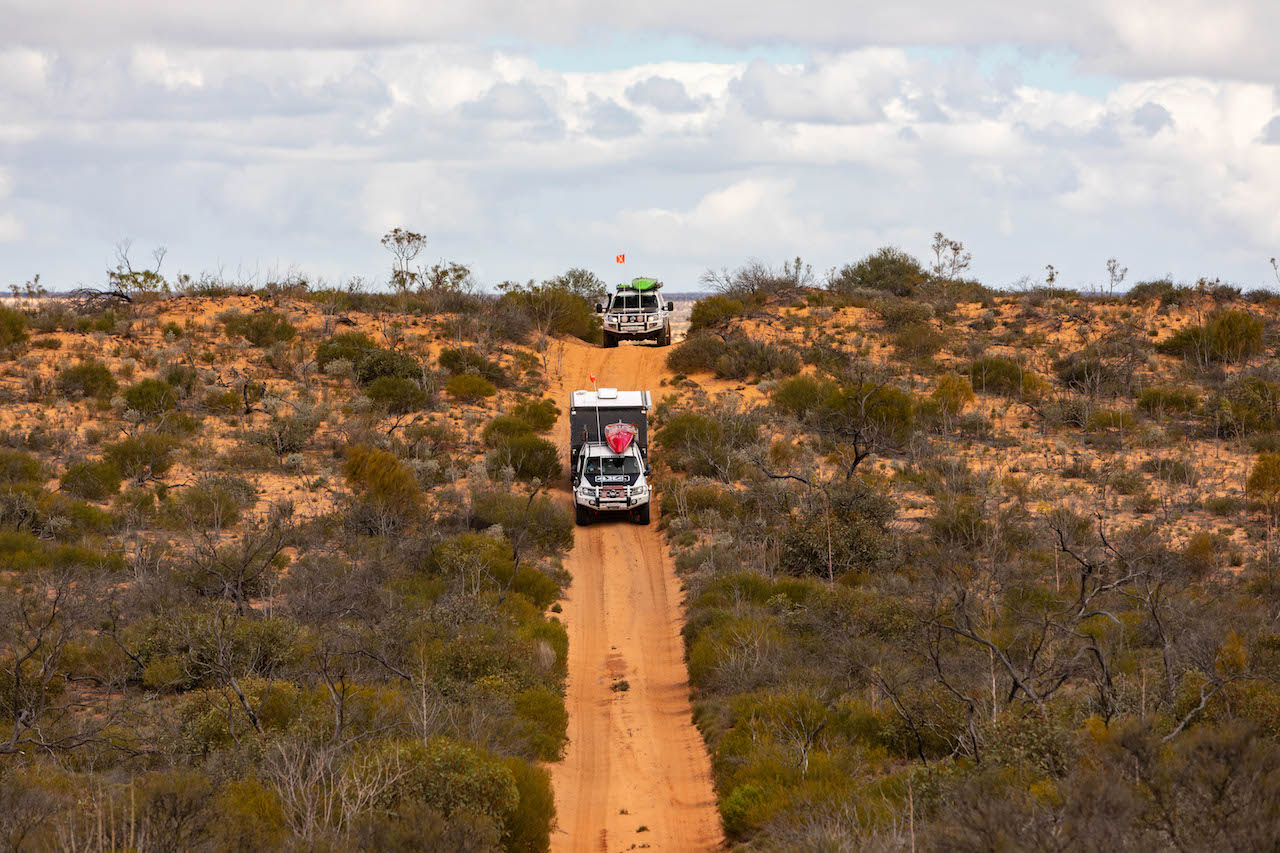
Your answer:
617,277 -> 663,291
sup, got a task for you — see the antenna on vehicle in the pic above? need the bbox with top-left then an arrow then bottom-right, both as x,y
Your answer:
590,373 -> 602,450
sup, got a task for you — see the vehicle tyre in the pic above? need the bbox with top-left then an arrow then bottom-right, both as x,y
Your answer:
603,331 -> 618,348
633,502 -> 650,525
658,326 -> 671,347
575,504 -> 591,526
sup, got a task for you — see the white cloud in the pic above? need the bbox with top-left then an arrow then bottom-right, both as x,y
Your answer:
2,29 -> 1280,289
626,76 -> 700,113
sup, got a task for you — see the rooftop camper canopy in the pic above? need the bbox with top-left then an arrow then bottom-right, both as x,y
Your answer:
569,388 -> 651,463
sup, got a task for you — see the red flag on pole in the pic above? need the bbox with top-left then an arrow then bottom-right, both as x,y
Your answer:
615,254 -> 625,263
589,373 -> 596,386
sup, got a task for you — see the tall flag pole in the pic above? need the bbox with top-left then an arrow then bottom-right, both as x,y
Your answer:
589,372 -> 602,445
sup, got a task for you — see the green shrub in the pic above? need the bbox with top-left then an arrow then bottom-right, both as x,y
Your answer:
344,445 -> 421,511
123,378 -> 178,416
772,374 -> 836,418
357,349 -> 422,385
666,333 -> 727,375
483,415 -> 534,447
447,374 -> 497,402
780,481 -> 894,578
57,360 -> 117,399
502,757 -> 557,852
1158,310 -> 1265,364
162,364 -> 200,397
1138,386 -> 1198,416
487,434 -> 561,483
248,413 -> 320,459
104,433 -> 177,482
931,372 -> 975,417
315,331 -> 378,371
969,356 -> 1040,398
220,310 -> 297,347
667,333 -> 800,381
171,475 -> 257,527
1087,408 -> 1137,431
0,305 -> 29,355
893,321 -> 944,359
470,488 -> 573,555
690,295 -> 745,332
874,298 -> 934,331
364,737 -> 520,824
0,448 -> 42,484
511,398 -> 559,431
829,246 -> 926,296
438,347 -> 505,386
60,459 -> 122,500
365,376 -> 432,414
211,779 -> 287,851
496,271 -> 605,343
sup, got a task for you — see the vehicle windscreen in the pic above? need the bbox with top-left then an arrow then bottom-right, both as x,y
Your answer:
610,293 -> 659,312
584,455 -> 641,476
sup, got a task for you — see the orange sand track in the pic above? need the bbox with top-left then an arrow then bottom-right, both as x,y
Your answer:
546,339 -> 722,853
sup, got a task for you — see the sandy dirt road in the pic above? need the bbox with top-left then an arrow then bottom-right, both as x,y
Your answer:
546,339 -> 722,853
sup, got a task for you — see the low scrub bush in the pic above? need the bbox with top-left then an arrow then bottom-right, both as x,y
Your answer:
104,433 -> 177,482
893,321 -> 944,359
447,374 -> 497,402
1087,408 -> 1137,431
364,376 -> 432,414
874,298 -> 934,332
170,475 -> 257,527
60,459 -> 122,500
1138,386 -> 1198,416
487,434 -> 561,483
249,413 -> 319,459
969,356 -> 1042,398
57,360 -> 117,399
315,332 -> 378,372
511,398 -> 559,431
482,415 -> 533,447
356,349 -> 421,385
470,488 -> 573,554
829,246 -> 926,297
220,310 -> 297,347
690,295 -> 745,332
439,347 -> 506,386
0,305 -> 29,356
123,378 -> 178,416
666,333 -> 800,381
344,445 -> 421,512
0,448 -> 42,484
1158,310 -> 1265,364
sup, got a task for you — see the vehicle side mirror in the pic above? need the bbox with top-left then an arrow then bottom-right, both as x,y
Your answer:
645,466 -> 652,477
666,302 -> 674,312
595,303 -> 603,313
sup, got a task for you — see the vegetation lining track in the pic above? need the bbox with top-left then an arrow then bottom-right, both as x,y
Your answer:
547,339 -> 721,852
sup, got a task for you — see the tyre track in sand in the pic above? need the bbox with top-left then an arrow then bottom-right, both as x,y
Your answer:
546,339 -> 722,853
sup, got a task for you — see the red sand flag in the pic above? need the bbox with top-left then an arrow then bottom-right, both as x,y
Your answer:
616,254 -> 625,263
589,373 -> 596,386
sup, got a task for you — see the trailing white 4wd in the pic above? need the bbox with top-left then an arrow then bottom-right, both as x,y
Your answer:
597,277 -> 674,348
569,388 -> 652,525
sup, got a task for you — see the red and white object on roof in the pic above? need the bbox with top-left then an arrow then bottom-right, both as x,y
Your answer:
605,421 -> 637,453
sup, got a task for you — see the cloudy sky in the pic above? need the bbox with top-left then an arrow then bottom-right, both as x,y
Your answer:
2,1 -> 1279,292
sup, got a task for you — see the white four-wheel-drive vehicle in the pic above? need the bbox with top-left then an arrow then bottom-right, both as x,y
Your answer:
570,388 -> 652,525
596,277 -> 674,348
